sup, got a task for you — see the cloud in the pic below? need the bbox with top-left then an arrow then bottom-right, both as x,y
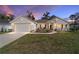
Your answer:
29,5 -> 58,19
0,5 -> 13,15
0,5 -> 59,19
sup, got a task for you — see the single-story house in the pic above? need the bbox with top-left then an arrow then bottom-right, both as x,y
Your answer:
10,16 -> 70,32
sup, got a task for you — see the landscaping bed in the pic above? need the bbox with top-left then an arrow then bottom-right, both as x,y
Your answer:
36,29 -> 53,33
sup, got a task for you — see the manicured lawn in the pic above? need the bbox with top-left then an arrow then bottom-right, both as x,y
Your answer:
0,32 -> 79,54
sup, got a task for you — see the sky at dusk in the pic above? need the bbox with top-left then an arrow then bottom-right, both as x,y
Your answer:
0,5 -> 79,19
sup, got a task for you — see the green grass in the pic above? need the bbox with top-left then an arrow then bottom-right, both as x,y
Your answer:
0,32 -> 79,54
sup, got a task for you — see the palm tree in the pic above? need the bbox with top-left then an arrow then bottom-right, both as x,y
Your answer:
26,11 -> 35,20
43,11 -> 50,17
42,11 -> 50,20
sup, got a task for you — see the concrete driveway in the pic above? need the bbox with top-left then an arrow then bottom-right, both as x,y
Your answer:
0,32 -> 29,48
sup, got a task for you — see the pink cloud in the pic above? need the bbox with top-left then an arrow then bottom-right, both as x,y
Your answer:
0,5 -> 13,15
29,5 -> 58,19
32,12 -> 42,19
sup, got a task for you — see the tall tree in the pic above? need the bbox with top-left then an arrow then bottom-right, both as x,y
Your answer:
26,11 -> 35,20
6,14 -> 15,21
31,14 -> 35,20
0,13 -> 15,22
26,11 -> 32,18
0,13 -> 5,20
69,13 -> 79,31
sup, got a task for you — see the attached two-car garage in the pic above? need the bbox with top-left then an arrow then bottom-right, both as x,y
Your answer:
10,16 -> 36,32
14,23 -> 30,32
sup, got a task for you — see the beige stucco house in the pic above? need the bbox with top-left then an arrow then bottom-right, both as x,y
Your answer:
10,16 -> 69,32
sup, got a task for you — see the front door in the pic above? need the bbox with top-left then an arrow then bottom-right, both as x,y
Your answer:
50,24 -> 53,30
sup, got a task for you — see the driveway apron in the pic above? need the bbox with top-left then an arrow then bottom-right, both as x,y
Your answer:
0,32 -> 28,48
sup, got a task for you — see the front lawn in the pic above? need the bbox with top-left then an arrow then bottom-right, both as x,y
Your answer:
0,32 -> 79,54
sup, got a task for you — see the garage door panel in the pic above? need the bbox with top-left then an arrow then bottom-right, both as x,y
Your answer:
15,23 -> 30,32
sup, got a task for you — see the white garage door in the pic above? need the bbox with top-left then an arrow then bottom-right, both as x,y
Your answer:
15,23 -> 30,32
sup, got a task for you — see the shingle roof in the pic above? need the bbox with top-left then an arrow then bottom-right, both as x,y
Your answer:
36,19 -> 49,23
36,16 -> 69,23
10,15 -> 69,24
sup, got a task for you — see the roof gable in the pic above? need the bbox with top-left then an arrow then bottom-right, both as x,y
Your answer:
10,16 -> 36,24
50,17 -> 68,24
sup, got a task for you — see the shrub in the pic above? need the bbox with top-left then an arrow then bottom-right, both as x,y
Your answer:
69,24 -> 79,32
1,27 -> 4,32
8,29 -> 12,32
4,29 -> 7,32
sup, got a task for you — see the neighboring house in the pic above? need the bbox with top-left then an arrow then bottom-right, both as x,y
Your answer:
10,16 -> 70,32
0,19 -> 12,32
